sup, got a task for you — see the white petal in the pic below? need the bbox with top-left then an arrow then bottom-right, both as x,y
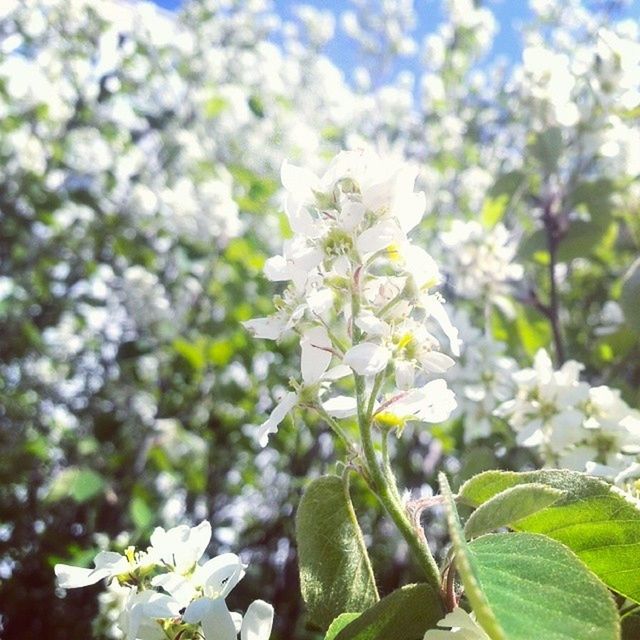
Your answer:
151,573 -> 195,605
307,287 -> 334,315
403,244 -> 441,290
300,326 -> 332,385
423,295 -> 460,356
356,220 -> 404,255
257,391 -> 298,447
392,190 -> 425,234
241,600 -> 275,640
322,364 -> 352,380
202,599 -> 237,640
516,418 -> 545,448
183,597 -> 211,624
93,551 -> 129,572
143,592 -> 180,619
355,312 -> 389,337
54,563 -> 112,589
285,194 -> 317,236
340,200 -> 366,231
420,351 -> 456,373
394,360 -> 416,390
263,255 -> 290,281
322,395 -> 358,418
344,342 -> 391,376
243,316 -> 287,340
188,521 -> 213,564
280,160 -> 320,198
197,552 -> 245,598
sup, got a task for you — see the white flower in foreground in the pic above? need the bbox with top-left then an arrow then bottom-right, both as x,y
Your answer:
424,608 -> 490,639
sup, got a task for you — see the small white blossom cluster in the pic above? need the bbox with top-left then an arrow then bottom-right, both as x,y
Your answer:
55,522 -> 273,640
446,311 -> 517,443
496,349 -> 640,482
440,221 -> 524,303
244,149 -> 459,446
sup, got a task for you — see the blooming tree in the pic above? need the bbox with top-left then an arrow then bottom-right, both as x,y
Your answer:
0,0 -> 639,638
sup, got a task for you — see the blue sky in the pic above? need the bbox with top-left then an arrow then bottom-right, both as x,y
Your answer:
151,0 -> 640,78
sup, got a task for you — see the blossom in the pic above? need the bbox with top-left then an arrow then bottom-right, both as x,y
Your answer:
54,520 -> 274,640
496,349 -> 640,481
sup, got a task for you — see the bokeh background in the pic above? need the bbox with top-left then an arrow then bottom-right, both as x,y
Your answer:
1,0 -> 639,638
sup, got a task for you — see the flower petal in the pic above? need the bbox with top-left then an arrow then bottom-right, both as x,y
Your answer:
344,342 -> 391,376
300,326 -> 332,385
241,600 -> 275,640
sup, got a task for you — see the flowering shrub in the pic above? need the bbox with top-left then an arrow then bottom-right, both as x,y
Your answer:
1,0 -> 640,638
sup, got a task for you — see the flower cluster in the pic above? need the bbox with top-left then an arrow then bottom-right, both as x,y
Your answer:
55,522 -> 273,640
496,349 -> 640,482
244,149 -> 458,446
445,310 -> 517,443
440,221 -> 523,305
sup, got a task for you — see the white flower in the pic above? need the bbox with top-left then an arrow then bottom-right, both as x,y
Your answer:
378,379 -> 457,424
344,342 -> 391,376
424,608 -> 490,639
149,520 -> 211,574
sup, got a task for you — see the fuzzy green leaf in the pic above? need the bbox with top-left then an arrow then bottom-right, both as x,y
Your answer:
468,532 -> 620,640
296,475 -> 379,630
460,469 -> 640,604
333,584 -> 444,640
464,483 -> 565,539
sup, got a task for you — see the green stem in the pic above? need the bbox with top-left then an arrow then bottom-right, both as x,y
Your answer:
350,275 -> 442,593
356,378 -> 441,591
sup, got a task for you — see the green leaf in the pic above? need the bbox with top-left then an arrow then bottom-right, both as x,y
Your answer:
325,614 -> 361,640
333,584 -> 444,640
464,483 -> 565,539
481,171 -> 526,228
515,304 -> 551,357
47,467 -> 105,503
439,473 -> 506,640
530,127 -> 563,172
296,475 -> 379,630
490,171 -> 526,200
460,469 -> 640,604
481,194 -> 509,228
620,257 -> 640,331
518,229 -> 548,262
129,495 -> 154,531
468,532 -> 620,640
557,220 -> 611,262
570,179 -> 616,226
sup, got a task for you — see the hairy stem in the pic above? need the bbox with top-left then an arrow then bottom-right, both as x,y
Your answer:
351,282 -> 442,593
